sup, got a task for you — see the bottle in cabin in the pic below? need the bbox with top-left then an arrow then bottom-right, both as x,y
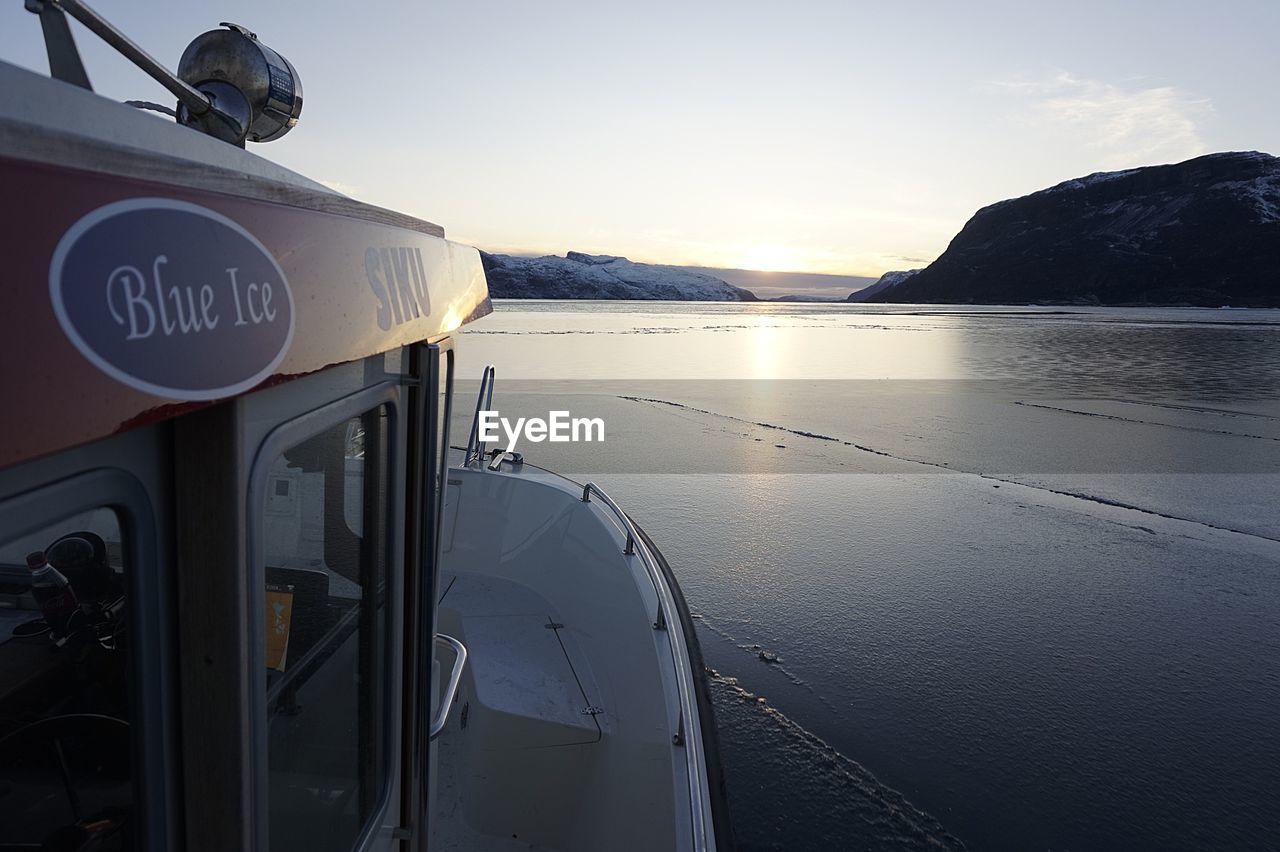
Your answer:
26,550 -> 79,637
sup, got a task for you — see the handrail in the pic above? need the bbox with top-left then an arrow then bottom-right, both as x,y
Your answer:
430,633 -> 468,740
581,482 -> 663,632
582,482 -> 637,553
463,365 -> 495,467
580,481 -> 708,851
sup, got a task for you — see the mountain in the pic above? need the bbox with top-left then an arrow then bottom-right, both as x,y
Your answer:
681,267 -> 876,300
480,251 -> 758,301
771,293 -> 847,302
865,151 -> 1280,306
847,269 -> 921,302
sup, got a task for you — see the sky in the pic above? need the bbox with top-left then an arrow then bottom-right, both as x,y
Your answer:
3,1 -> 1278,277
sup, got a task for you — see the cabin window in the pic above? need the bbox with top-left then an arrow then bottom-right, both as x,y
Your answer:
0,509 -> 133,849
263,406 -> 390,852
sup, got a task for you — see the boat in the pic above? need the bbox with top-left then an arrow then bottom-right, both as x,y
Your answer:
0,4 -> 731,850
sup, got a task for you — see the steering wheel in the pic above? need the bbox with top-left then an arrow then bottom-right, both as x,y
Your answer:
0,714 -> 130,851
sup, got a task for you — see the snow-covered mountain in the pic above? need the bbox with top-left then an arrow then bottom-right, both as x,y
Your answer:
847,269 -> 922,302
481,251 -> 758,301
864,151 -> 1280,306
771,293 -> 847,302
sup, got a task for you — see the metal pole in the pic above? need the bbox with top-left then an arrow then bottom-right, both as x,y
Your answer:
49,0 -> 212,115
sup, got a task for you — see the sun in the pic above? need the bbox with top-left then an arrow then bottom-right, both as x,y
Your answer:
740,243 -> 802,272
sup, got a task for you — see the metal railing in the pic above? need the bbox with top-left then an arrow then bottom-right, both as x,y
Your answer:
430,633 -> 468,740
463,365 -> 495,467
581,482 -> 658,626
580,481 -> 708,851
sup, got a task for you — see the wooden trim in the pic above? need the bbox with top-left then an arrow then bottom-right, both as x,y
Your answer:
174,401 -> 255,851
0,116 -> 445,238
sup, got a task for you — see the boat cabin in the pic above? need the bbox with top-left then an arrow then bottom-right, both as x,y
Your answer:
0,11 -> 728,851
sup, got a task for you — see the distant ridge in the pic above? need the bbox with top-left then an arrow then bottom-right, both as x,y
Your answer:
847,269 -> 921,302
480,251 -> 758,301
680,267 -> 876,301
859,152 -> 1280,306
480,252 -> 874,301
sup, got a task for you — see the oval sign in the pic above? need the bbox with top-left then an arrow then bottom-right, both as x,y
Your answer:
50,198 -> 295,401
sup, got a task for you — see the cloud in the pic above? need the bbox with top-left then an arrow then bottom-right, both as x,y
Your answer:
997,71 -> 1213,169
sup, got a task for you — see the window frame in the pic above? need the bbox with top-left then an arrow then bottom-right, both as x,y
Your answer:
403,339 -> 454,848
0,466 -> 169,849
247,382 -> 403,852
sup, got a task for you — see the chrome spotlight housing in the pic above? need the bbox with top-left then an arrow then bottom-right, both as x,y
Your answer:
177,23 -> 303,144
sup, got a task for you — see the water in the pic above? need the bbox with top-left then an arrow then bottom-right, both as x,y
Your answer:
457,301 -> 1280,851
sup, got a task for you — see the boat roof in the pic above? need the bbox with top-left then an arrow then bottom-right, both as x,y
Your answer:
0,60 -> 491,469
